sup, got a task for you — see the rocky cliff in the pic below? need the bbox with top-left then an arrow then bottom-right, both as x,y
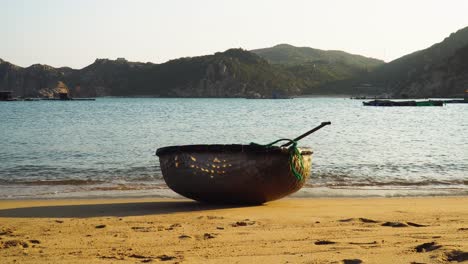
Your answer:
363,26 -> 468,98
3,28 -> 468,99
0,49 -> 301,98
0,60 -> 74,97
394,44 -> 468,98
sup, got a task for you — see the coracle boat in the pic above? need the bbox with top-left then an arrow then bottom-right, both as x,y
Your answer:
157,144 -> 312,204
156,122 -> 331,204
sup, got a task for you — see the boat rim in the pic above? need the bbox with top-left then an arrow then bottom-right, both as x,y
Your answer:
156,144 -> 313,156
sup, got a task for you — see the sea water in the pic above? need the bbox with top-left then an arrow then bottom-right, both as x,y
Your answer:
0,97 -> 466,199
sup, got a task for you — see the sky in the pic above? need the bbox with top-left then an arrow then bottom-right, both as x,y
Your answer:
2,0 -> 468,69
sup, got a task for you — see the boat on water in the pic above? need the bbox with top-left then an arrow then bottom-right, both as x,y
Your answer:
363,100 -> 444,107
443,99 -> 468,104
443,90 -> 468,104
156,122 -> 331,204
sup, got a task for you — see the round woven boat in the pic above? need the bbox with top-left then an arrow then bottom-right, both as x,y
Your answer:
156,144 -> 312,204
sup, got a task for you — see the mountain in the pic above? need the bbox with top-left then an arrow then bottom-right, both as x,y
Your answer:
102,49 -> 302,98
1,44 -> 385,98
0,49 -> 302,98
251,44 -> 385,94
363,26 -> 468,97
3,27 -> 468,99
251,44 -> 384,68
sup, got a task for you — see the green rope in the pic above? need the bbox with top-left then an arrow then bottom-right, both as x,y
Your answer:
250,139 -> 305,181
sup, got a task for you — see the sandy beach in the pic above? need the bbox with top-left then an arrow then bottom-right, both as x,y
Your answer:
0,197 -> 467,263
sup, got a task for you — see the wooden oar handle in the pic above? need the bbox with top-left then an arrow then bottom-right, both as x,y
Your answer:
281,121 -> 331,147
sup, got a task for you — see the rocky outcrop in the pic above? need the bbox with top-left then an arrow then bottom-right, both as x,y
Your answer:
363,26 -> 468,98
3,27 -> 468,99
392,44 -> 468,98
0,61 -> 74,97
0,49 -> 300,98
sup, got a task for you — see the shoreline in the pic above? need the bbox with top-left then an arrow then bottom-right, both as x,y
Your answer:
1,197 -> 467,263
1,185 -> 467,200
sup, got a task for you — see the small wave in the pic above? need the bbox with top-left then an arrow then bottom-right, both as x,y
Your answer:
0,164 -> 163,185
0,179 -> 105,186
89,183 -> 168,191
120,175 -> 162,182
307,173 -> 467,188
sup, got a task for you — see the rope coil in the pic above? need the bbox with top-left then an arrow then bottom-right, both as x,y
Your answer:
250,139 -> 305,181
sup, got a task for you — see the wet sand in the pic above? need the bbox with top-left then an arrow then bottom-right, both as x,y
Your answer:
0,197 -> 467,263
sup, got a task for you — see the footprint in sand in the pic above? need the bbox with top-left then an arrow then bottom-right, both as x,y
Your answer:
28,240 -> 41,244
349,241 -> 377,245
131,227 -> 152,232
359,218 -> 380,223
382,222 -> 408,227
406,222 -> 430,227
203,233 -> 216,239
338,218 -> 379,223
207,216 -> 224,220
0,228 -> 14,236
314,240 -> 336,245
343,259 -> 362,264
157,254 -> 177,261
446,250 -> 468,262
231,219 -> 256,227
1,239 -> 29,249
166,223 -> 182,230
415,242 -> 442,252
128,253 -> 153,262
178,234 -> 192,239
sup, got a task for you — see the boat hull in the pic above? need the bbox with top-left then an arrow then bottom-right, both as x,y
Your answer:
156,144 -> 312,204
363,100 -> 444,106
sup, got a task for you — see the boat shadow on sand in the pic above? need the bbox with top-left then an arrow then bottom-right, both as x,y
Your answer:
0,201 -> 250,218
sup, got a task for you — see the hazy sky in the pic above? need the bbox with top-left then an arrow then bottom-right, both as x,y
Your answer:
2,0 -> 468,68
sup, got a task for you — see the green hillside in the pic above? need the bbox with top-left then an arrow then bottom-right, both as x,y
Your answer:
251,44 -> 384,68
251,44 -> 384,94
0,49 -> 302,98
3,27 -> 468,99
364,26 -> 468,97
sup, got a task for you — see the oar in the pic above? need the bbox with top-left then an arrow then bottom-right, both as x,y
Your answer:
281,121 -> 331,147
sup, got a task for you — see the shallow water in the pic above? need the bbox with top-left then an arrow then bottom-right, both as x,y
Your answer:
0,97 -> 466,198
